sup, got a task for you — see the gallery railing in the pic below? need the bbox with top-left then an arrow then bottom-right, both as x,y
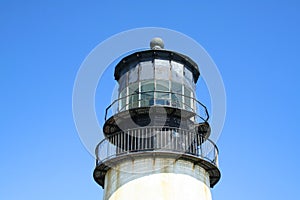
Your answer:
95,126 -> 218,167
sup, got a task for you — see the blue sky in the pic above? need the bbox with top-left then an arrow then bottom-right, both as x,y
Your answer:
1,0 -> 300,199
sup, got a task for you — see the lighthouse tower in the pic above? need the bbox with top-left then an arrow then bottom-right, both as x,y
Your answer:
93,38 -> 220,200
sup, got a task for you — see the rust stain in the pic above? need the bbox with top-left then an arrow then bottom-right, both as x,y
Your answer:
115,166 -> 120,189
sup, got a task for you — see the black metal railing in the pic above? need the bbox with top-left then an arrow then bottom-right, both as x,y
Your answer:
95,126 -> 218,167
105,91 -> 209,123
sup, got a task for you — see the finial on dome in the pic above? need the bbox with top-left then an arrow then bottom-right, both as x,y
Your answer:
150,37 -> 164,50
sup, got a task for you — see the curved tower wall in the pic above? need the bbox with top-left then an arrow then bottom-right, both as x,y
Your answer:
104,157 -> 212,200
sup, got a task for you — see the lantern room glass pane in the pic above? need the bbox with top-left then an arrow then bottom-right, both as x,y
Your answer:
141,81 -> 154,92
141,92 -> 155,107
155,59 -> 170,80
141,81 -> 154,107
171,81 -> 183,108
156,80 -> 169,92
119,88 -> 127,111
128,64 -> 139,83
155,80 -> 170,105
140,61 -> 154,80
184,86 -> 192,111
171,61 -> 183,82
171,81 -> 182,94
184,67 -> 194,90
128,83 -> 139,109
118,73 -> 127,92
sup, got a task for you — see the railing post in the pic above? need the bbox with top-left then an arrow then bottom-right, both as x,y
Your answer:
214,147 -> 219,167
200,136 -> 203,158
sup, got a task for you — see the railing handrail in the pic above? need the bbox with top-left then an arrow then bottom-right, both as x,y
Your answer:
104,90 -> 209,122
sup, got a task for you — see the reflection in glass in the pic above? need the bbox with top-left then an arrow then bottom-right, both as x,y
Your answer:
171,61 -> 183,82
141,81 -> 154,107
171,81 -> 182,108
155,80 -> 170,105
184,86 -> 192,111
171,81 -> 182,94
140,61 -> 153,80
184,67 -> 194,90
118,73 -> 127,92
119,88 -> 127,111
155,59 -> 170,80
128,64 -> 139,83
128,83 -> 139,109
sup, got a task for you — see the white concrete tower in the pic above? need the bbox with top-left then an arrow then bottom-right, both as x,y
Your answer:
93,38 -> 220,200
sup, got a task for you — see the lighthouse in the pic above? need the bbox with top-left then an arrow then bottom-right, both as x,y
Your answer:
93,38 -> 220,200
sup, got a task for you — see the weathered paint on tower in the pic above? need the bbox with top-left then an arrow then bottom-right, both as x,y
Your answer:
104,158 -> 212,200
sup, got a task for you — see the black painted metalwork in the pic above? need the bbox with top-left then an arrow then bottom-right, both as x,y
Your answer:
94,126 -> 220,188
114,50 -> 200,83
93,39 -> 221,190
